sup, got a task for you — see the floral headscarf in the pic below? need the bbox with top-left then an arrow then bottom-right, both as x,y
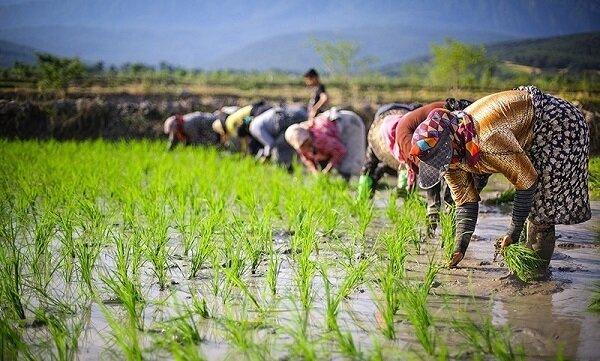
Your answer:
410,108 -> 480,166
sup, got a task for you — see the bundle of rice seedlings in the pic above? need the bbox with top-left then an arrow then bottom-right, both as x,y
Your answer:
501,244 -> 544,282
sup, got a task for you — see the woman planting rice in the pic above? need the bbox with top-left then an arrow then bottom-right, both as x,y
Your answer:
163,111 -> 221,150
249,105 -> 308,167
410,86 -> 591,275
211,101 -> 272,155
358,99 -> 474,232
285,109 -> 365,180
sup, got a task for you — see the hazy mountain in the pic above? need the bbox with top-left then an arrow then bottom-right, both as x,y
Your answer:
0,39 -> 36,67
0,0 -> 598,68
206,26 -> 514,71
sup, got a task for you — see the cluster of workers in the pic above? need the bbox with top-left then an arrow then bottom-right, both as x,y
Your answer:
163,69 -> 591,277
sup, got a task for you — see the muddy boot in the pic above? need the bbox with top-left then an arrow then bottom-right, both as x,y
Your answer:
525,221 -> 556,277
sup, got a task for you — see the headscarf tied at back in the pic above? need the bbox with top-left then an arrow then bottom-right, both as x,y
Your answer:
410,108 -> 480,166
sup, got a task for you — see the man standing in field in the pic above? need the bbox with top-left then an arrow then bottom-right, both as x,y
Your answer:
304,68 -> 329,122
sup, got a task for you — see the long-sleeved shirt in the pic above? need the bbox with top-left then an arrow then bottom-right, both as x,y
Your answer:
167,112 -> 219,149
225,105 -> 252,135
445,90 -> 536,205
299,116 -> 347,168
250,107 -> 307,151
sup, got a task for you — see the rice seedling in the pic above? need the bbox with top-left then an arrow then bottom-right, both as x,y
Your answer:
220,315 -> 267,361
439,209 -> 455,262
35,310 -> 86,361
144,224 -> 172,291
398,260 -> 441,356
0,316 -> 33,360
380,231 -> 408,278
286,311 -> 318,361
353,198 -> 374,242
29,215 -> 57,291
74,237 -> 101,294
501,243 -> 545,282
320,262 -> 367,360
54,208 -> 76,277
0,239 -> 27,320
188,213 -> 218,279
266,251 -> 281,296
169,342 -> 206,361
452,313 -> 525,361
98,301 -> 144,361
294,248 -> 316,311
101,270 -> 145,330
373,270 -> 399,339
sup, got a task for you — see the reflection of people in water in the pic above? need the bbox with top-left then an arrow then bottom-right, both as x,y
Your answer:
411,86 -> 591,274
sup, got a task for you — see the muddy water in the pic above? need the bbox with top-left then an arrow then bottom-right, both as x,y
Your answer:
27,189 -> 600,360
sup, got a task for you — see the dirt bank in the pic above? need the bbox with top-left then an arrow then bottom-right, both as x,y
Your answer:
2,92 -> 598,154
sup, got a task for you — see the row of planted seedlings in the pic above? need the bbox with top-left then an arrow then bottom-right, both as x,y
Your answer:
0,140 -> 525,360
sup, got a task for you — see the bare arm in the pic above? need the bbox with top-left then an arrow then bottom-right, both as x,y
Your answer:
309,93 -> 329,119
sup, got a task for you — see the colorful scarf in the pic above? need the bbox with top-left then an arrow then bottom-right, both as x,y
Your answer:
449,110 -> 480,166
410,108 -> 480,166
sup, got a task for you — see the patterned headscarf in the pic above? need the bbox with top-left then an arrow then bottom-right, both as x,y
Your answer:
410,108 -> 480,166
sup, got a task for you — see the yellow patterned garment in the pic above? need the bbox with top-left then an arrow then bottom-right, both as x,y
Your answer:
445,90 -> 537,205
225,105 -> 252,135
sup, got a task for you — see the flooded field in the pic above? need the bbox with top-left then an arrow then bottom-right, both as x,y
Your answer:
1,141 -> 598,360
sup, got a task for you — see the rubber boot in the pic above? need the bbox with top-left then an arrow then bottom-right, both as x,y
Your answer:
525,221 -> 556,276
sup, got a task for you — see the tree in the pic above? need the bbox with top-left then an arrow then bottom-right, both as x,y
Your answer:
429,39 -> 496,88
309,38 -> 377,78
36,53 -> 86,96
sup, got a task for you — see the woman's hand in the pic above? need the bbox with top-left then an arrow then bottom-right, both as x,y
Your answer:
495,234 -> 513,250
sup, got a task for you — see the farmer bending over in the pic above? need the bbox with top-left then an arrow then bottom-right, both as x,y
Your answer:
358,99 -> 477,233
410,86 -> 591,275
285,109 -> 365,180
212,101 -> 272,156
249,105 -> 308,167
163,111 -> 221,151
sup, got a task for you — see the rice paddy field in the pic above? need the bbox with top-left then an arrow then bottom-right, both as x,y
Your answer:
1,140 -> 599,360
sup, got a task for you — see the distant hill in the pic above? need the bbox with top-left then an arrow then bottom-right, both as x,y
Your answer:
380,32 -> 600,75
0,0 -> 598,68
0,39 -> 36,67
206,26 -> 514,71
486,32 -> 600,71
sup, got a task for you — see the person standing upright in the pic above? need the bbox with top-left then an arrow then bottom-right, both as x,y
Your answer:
304,68 -> 329,122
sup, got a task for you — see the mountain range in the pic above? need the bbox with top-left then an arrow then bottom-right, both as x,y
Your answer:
0,0 -> 598,70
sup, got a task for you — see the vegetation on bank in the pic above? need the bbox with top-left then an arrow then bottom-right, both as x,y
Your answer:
1,39 -> 598,99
